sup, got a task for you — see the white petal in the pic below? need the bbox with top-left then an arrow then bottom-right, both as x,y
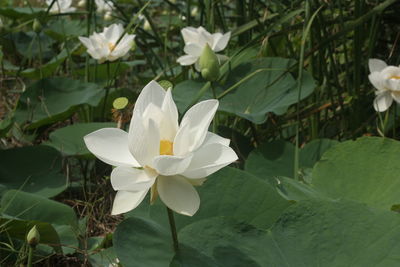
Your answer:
129,117 -> 160,167
368,72 -> 384,91
182,143 -> 238,179
159,89 -> 179,140
153,154 -> 193,176
202,132 -> 230,146
111,190 -> 148,215
212,32 -> 230,52
173,100 -> 219,156
131,80 -> 166,120
181,27 -> 199,44
369,58 -> 387,73
184,43 -> 203,57
104,24 -> 123,43
157,176 -> 200,216
391,91 -> 400,104
79,36 -> 93,49
177,55 -> 198,66
373,92 -> 393,112
385,79 -> 400,91
111,167 -> 157,191
84,128 -> 139,167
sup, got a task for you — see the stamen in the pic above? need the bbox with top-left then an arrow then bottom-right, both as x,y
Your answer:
160,140 -> 173,155
389,75 -> 400,80
108,43 -> 116,52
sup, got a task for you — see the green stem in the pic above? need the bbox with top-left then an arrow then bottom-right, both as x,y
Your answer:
27,246 -> 34,267
101,61 -> 111,121
166,207 -> 179,253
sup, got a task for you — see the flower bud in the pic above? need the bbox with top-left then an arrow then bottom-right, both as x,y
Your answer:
33,19 -> 42,33
199,43 -> 220,81
143,19 -> 151,31
78,0 -> 86,8
104,11 -> 112,21
26,225 -> 40,247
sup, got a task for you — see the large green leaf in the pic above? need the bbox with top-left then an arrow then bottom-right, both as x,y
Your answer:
0,7 -> 44,20
1,190 -> 78,228
128,167 -> 291,230
15,77 -> 105,128
312,137 -> 400,211
114,217 -> 174,267
44,122 -> 116,157
179,199 -> 400,267
173,57 -> 316,124
45,20 -> 86,41
0,218 -> 62,253
0,145 -> 66,197
20,49 -> 70,79
245,138 -> 338,180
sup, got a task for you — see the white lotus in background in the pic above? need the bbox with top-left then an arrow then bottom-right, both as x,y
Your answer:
177,26 -> 230,70
369,59 -> 400,112
84,80 -> 238,216
46,0 -> 76,14
95,0 -> 114,13
78,24 -> 135,63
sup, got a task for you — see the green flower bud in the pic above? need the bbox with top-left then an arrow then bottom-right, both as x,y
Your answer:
26,225 -> 40,247
199,44 -> 220,82
33,19 -> 42,33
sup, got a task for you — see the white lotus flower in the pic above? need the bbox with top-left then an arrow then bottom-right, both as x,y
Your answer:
177,26 -> 230,71
46,0 -> 76,14
78,24 -> 135,64
95,0 -> 114,13
84,81 -> 238,216
368,59 -> 400,112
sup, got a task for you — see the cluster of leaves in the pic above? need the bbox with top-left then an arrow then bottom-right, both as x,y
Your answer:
1,0 -> 400,266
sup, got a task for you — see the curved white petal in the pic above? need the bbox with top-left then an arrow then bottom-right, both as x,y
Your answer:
173,100 -> 219,156
131,80 -> 166,121
153,154 -> 193,176
129,117 -> 160,167
386,79 -> 400,91
202,132 -> 230,146
368,72 -> 384,91
368,59 -> 387,73
373,92 -> 393,112
184,43 -> 203,57
391,91 -> 400,104
212,32 -> 230,52
111,167 -> 157,191
160,89 -> 179,140
84,128 -> 139,167
181,27 -> 199,44
111,189 -> 148,215
104,24 -> 123,43
182,143 -> 238,179
79,37 -> 93,49
157,176 -> 200,216
177,55 -> 198,66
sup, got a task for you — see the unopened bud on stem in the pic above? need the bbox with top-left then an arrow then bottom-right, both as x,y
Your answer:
199,44 -> 220,82
26,225 -> 40,248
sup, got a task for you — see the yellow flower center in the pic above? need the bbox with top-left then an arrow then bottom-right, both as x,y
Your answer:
159,140 -> 173,155
389,75 -> 400,80
108,43 -> 116,52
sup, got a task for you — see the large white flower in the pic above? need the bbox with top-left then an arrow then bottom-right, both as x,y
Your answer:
78,24 -> 135,64
95,0 -> 114,13
46,0 -> 76,14
84,81 -> 238,216
368,58 -> 400,112
177,26 -> 230,70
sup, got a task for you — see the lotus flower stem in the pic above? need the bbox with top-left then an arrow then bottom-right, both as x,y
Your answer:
27,246 -> 33,267
166,207 -> 179,252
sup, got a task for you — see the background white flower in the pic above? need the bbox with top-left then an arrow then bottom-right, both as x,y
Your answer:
84,81 -> 238,216
78,24 -> 135,63
368,58 -> 400,112
95,0 -> 114,13
177,26 -> 230,70
46,0 -> 76,14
